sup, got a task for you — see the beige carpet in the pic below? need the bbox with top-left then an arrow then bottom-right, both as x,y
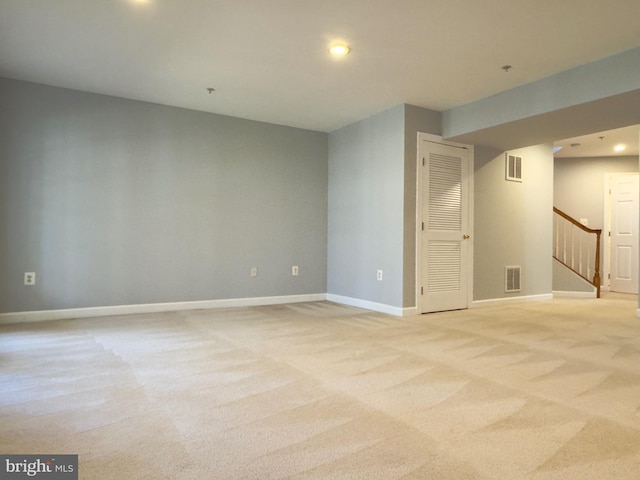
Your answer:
1,294 -> 640,479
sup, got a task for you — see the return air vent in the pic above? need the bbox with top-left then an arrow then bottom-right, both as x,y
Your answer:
505,266 -> 521,292
505,153 -> 522,182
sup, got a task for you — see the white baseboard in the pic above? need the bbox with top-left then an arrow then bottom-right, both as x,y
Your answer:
552,290 -> 597,299
402,306 -> 419,316
471,293 -> 553,308
326,294 -> 410,316
0,294 -> 328,325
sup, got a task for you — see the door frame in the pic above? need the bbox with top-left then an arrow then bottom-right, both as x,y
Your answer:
416,132 -> 474,313
603,171 -> 640,293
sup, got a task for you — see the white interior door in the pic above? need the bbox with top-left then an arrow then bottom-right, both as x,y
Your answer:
609,173 -> 639,294
418,136 -> 472,313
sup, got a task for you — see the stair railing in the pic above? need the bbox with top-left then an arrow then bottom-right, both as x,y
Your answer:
553,207 -> 601,298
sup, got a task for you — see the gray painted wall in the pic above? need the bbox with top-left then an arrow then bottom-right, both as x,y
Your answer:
553,260 -> 596,293
326,104 -> 442,310
554,155 -> 638,293
554,155 -> 638,229
403,105 -> 442,308
0,78 -> 328,313
327,105 -> 405,307
443,47 -> 640,141
474,144 -> 554,301
3,74 -> 614,315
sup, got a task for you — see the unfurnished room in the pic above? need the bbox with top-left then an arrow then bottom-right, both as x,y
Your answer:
1,1 -> 640,479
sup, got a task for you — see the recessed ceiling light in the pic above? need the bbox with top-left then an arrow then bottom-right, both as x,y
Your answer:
329,43 -> 351,56
614,144 -> 627,152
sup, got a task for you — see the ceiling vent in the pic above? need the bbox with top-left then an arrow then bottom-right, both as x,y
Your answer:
505,153 -> 522,182
505,266 -> 521,293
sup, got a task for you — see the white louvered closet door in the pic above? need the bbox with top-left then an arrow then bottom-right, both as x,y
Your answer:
420,140 -> 470,313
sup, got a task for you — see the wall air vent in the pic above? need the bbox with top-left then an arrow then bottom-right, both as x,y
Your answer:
505,266 -> 521,292
505,153 -> 522,182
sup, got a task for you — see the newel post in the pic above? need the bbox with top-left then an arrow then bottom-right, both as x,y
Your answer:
593,230 -> 601,298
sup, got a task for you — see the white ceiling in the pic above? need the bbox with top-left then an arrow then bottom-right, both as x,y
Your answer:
2,0 -> 640,136
554,125 -> 639,159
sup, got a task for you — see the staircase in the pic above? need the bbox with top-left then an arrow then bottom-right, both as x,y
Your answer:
553,207 -> 602,298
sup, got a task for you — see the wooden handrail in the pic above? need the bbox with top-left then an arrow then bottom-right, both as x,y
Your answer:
553,207 -> 601,298
553,207 -> 601,235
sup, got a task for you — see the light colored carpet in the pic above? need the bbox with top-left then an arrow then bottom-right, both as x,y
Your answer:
1,294 -> 640,479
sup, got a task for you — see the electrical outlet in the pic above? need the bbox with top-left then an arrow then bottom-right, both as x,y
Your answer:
250,267 -> 258,277
24,272 -> 36,285
376,269 -> 383,281
292,265 -> 299,276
